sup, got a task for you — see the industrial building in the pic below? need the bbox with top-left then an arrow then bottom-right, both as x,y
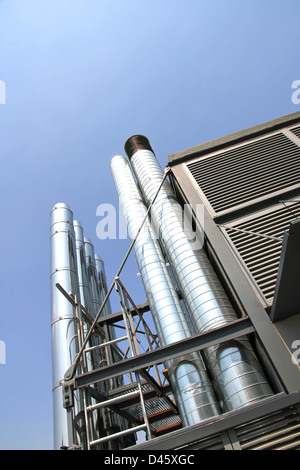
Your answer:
50,111 -> 300,450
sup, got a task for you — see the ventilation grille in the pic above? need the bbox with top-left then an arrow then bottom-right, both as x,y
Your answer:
186,132 -> 300,215
290,125 -> 300,140
235,406 -> 300,450
221,201 -> 300,303
175,433 -> 224,450
174,401 -> 300,450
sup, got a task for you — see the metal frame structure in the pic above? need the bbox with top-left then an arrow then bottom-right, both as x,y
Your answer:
59,278 -> 184,449
53,111 -> 300,450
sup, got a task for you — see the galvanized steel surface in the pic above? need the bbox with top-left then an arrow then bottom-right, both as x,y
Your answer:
126,141 -> 273,412
110,155 -> 220,426
50,203 -> 80,449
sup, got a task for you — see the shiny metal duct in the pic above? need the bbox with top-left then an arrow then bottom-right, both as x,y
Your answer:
84,238 -> 106,374
84,238 -> 102,318
95,254 -> 116,343
73,221 -> 93,317
50,203 -> 80,449
95,254 -> 113,319
73,221 -> 95,373
110,155 -> 220,426
124,136 -> 273,412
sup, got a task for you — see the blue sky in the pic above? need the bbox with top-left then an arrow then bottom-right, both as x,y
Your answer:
0,0 -> 299,450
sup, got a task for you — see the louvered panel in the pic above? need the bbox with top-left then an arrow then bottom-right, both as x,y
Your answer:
290,125 -> 300,139
186,133 -> 300,215
235,406 -> 300,450
173,400 -> 300,450
222,201 -> 300,303
174,433 -> 225,450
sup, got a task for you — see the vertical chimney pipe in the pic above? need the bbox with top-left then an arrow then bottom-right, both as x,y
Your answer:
124,136 -> 273,412
110,155 -> 220,426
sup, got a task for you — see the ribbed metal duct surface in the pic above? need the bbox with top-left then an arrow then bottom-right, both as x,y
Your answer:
110,155 -> 220,426
125,136 -> 273,412
185,132 -> 300,215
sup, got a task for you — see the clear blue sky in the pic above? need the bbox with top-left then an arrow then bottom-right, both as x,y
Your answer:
0,0 -> 299,450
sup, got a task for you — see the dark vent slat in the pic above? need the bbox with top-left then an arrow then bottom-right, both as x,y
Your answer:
290,125 -> 300,139
203,161 -> 300,198
188,139 -> 298,181
187,132 -> 300,214
206,176 -> 300,212
191,145 -> 300,189
188,134 -> 289,175
223,199 -> 300,303
235,206 -> 300,231
233,211 -> 300,235
238,241 -> 281,259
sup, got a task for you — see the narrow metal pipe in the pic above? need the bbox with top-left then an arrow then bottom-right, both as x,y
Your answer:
124,136 -> 273,412
84,336 -> 128,353
73,221 -> 93,372
84,238 -> 102,319
64,166 -> 169,381
83,238 -> 107,386
87,390 -> 140,412
95,254 -> 112,317
50,202 -> 80,449
110,155 -> 220,426
73,221 -> 93,317
90,424 -> 147,447
95,253 -> 116,343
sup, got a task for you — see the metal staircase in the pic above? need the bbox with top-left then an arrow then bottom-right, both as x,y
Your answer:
57,278 -> 181,450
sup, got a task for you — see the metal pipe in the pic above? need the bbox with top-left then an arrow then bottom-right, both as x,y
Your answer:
83,238 -> 107,382
90,424 -> 147,447
84,335 -> 128,353
73,221 -> 93,317
50,202 -> 80,449
95,254 -> 112,317
95,253 -> 116,343
124,136 -> 273,412
64,168 -> 170,382
84,238 -> 102,319
110,155 -> 220,426
73,221 -> 94,373
87,390 -> 140,412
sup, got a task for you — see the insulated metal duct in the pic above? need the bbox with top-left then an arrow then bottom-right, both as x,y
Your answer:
124,136 -> 273,412
84,238 -> 102,318
95,254 -> 117,346
84,238 -> 106,375
73,221 -> 93,317
50,203 -> 80,449
95,254 -> 113,320
110,155 -> 220,426
73,221 -> 96,373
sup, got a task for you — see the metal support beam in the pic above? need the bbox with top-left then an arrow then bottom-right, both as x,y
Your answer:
125,391 -> 300,450
97,300 -> 150,326
72,317 -> 254,390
